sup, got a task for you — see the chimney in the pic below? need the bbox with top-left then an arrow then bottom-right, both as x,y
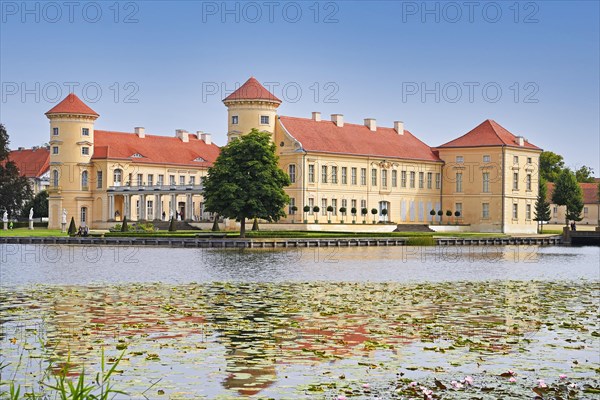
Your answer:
516,136 -> 524,146
18,147 -> 24,151
32,146 -> 39,150
331,114 -> 344,127
134,127 -> 145,138
200,132 -> 212,145
176,129 -> 189,143
312,112 -> 321,122
364,118 -> 377,132
394,121 -> 404,135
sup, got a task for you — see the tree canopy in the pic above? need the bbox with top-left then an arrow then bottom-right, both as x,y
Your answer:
574,165 -> 595,183
551,169 -> 583,226
23,190 -> 49,218
539,151 -> 565,182
202,129 -> 290,237
0,123 -> 33,217
534,178 -> 551,233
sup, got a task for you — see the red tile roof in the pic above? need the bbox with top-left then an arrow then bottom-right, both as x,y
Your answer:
92,130 -> 220,167
222,77 -> 281,103
45,93 -> 99,116
438,119 -> 541,150
547,182 -> 599,204
279,116 -> 441,162
5,148 -> 50,178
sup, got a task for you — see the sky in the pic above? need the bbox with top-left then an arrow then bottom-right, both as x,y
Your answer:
1,0 -> 599,172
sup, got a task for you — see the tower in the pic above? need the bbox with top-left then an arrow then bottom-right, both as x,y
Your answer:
222,77 -> 281,142
46,93 -> 99,229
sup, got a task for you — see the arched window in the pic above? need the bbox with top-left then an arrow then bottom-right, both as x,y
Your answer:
52,170 -> 59,187
81,171 -> 88,190
113,169 -> 122,186
81,207 -> 87,224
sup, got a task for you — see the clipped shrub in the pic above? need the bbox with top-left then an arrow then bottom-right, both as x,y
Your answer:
67,217 -> 77,235
169,217 -> 177,232
121,216 -> 128,232
252,218 -> 259,231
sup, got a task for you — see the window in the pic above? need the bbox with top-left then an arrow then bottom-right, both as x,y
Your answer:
52,146 -> 59,154
288,164 -> 296,183
158,175 -> 164,185
231,115 -> 239,124
137,174 -> 143,186
482,203 -> 490,219
81,171 -> 88,190
148,174 -> 154,186
513,156 -> 519,165
456,156 -> 464,163
381,169 -> 388,187
427,172 -> 432,189
80,207 -> 87,223
371,169 -> 377,186
456,202 -> 462,216
331,199 -> 337,215
527,157 -> 532,164
260,115 -> 270,125
113,169 -> 122,186
360,199 -> 367,209
341,167 -> 347,184
342,199 -> 347,209
308,164 -> 315,183
513,172 -> 519,190
321,166 -> 328,183
321,198 -> 327,216
526,174 -> 532,191
483,172 -> 490,193
331,166 -> 338,184
456,172 -> 463,192
147,200 -> 154,219
483,155 -> 491,163
512,203 -> 518,219
401,171 -> 407,188
53,127 -> 59,136
392,170 -> 397,187
289,198 -> 296,214
584,207 -> 589,214
435,173 -> 441,189
360,168 -> 367,185
96,171 -> 103,189
553,206 -> 558,215
351,199 -> 357,210
179,176 -> 185,185
526,204 -> 531,220
82,128 -> 89,136
351,167 -> 357,185
410,171 -> 415,188
308,198 -> 314,208
418,172 -> 424,188
82,147 -> 89,155
169,175 -> 176,185
189,176 -> 195,185
52,169 -> 59,186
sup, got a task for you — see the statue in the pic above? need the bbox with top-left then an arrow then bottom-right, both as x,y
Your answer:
62,209 -> 67,224
2,210 -> 7,222
29,208 -> 34,220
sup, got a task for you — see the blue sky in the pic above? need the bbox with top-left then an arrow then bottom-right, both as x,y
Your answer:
1,1 -> 598,172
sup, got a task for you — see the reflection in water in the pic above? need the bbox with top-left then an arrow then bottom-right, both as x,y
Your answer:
1,280 -> 598,397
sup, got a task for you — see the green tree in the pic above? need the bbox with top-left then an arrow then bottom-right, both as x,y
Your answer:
539,151 -> 565,182
551,169 -> 584,227
534,178 -> 551,233
68,217 -> 77,235
0,124 -> 33,216
121,216 -> 129,232
23,190 -> 49,218
168,216 -> 177,232
574,165 -> 595,183
202,130 -> 290,238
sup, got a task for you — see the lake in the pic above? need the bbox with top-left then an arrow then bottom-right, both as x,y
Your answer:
1,244 -> 599,398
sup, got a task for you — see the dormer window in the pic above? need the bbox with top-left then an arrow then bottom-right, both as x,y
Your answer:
131,153 -> 144,158
82,128 -> 89,136
231,116 -> 239,125
193,156 -> 206,162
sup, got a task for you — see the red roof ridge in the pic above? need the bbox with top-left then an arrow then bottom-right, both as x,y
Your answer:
437,119 -> 541,150
45,93 -> 99,117
223,77 -> 281,103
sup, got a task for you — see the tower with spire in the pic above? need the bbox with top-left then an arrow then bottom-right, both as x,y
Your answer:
222,77 -> 281,142
46,93 -> 99,229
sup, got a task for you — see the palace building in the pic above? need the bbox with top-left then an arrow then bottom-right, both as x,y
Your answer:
46,77 -> 542,233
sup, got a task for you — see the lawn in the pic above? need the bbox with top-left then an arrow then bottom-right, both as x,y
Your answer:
0,228 -> 67,237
